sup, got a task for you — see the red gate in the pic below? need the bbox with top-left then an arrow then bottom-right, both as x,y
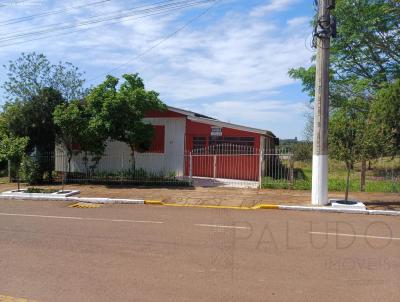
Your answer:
185,144 -> 260,181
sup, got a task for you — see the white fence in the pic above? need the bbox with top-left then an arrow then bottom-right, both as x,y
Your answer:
50,145 -> 295,187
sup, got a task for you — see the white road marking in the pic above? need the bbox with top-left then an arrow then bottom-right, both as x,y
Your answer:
309,231 -> 400,241
0,212 -> 164,224
195,223 -> 250,230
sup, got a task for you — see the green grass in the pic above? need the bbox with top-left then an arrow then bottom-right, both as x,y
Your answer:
262,158 -> 400,193
26,187 -> 58,194
0,176 -> 9,184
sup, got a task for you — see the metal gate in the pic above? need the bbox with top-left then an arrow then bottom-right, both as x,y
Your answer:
184,145 -> 294,187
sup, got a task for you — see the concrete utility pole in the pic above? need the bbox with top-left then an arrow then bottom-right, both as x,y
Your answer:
312,0 -> 335,206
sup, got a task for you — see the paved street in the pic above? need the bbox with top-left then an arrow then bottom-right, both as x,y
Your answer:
0,199 -> 399,302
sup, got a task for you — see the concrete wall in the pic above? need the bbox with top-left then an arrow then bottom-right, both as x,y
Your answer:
55,117 -> 186,176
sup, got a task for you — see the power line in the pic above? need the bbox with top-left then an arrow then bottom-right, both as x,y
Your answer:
0,0 -> 112,26
0,0 -> 31,8
0,0 -> 215,47
87,0 -> 219,83
0,0 -> 178,40
0,0 -> 208,43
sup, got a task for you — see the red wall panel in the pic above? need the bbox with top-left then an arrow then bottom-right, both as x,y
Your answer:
148,125 -> 165,153
185,119 -> 261,151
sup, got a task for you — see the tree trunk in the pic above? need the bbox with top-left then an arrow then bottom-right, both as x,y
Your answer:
67,155 -> 72,173
8,160 -> 11,183
345,166 -> 351,202
17,164 -> 20,191
368,160 -> 372,170
360,159 -> 366,192
61,171 -> 65,192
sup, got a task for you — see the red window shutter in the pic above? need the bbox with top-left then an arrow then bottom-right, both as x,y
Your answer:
149,125 -> 165,153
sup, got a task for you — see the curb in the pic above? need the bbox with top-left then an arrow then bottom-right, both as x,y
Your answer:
1,194 -> 398,216
144,200 -> 400,216
0,194 -> 144,204
278,205 -> 400,216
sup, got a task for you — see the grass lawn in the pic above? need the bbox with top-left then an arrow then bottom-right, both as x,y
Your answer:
262,158 -> 400,193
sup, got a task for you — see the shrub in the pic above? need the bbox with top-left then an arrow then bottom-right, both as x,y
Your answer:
19,156 -> 41,184
26,187 -> 58,194
292,142 -> 313,162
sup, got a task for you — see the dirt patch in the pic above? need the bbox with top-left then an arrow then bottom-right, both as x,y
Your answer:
1,183 -> 399,211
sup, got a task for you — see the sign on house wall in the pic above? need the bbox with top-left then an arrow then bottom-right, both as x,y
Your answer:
211,126 -> 222,136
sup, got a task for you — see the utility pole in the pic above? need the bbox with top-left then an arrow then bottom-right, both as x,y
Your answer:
312,0 -> 335,205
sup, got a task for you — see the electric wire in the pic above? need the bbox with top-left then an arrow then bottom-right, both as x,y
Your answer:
0,0 -> 209,43
0,0 -> 31,8
0,0 -> 112,26
0,0 -> 217,47
87,0 -> 219,82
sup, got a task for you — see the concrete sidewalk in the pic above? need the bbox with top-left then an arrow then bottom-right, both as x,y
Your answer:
1,183 -> 399,210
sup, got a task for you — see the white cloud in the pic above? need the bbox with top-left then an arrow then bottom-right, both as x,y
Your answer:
287,16 -> 310,27
0,0 -> 312,138
190,100 -> 308,138
250,0 -> 298,17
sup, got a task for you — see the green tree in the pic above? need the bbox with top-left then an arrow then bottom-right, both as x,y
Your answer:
2,88 -> 65,181
2,52 -> 87,102
53,100 -> 107,175
289,0 -> 400,103
292,142 -> 313,162
85,74 -> 166,169
331,0 -> 400,89
289,0 -> 400,190
369,79 -> 400,156
0,132 -> 29,190
3,88 -> 65,152
329,100 -> 371,201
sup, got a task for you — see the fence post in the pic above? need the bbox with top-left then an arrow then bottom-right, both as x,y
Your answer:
189,152 -> 193,181
121,152 -> 124,185
289,155 -> 294,189
61,152 -> 65,192
213,155 -> 217,179
8,160 -> 11,183
258,150 -> 263,188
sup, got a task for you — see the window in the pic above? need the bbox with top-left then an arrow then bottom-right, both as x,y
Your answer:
193,136 -> 206,151
149,125 -> 165,153
209,136 -> 255,154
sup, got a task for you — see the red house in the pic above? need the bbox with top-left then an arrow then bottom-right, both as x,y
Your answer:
56,105 -> 278,182
145,106 -> 278,181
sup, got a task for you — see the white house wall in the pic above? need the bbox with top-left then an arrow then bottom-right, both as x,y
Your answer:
55,117 -> 186,176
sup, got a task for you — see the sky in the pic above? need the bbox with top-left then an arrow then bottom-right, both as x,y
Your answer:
0,0 -> 316,139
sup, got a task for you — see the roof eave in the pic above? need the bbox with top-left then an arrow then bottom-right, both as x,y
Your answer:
187,116 -> 275,138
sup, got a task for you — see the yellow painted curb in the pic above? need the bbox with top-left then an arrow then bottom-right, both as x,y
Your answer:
68,202 -> 101,209
0,294 -> 38,302
252,204 -> 279,210
164,203 -> 252,210
144,200 -> 164,205
144,200 -> 280,210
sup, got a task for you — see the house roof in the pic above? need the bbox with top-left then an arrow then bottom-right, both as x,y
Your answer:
167,106 -> 276,138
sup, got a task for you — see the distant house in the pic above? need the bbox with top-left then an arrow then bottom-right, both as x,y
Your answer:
55,106 -> 278,181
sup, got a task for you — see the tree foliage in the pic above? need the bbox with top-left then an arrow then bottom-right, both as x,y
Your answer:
2,52 -> 87,102
2,87 -> 65,154
289,0 -> 400,106
0,132 -> 29,164
85,74 -> 166,156
328,99 -> 375,199
369,79 -> 400,156
53,99 -> 107,172
331,0 -> 400,89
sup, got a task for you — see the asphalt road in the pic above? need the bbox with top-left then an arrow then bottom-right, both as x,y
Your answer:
0,199 -> 399,302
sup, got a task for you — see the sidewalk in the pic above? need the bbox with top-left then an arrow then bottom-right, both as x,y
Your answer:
1,183 -> 398,210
